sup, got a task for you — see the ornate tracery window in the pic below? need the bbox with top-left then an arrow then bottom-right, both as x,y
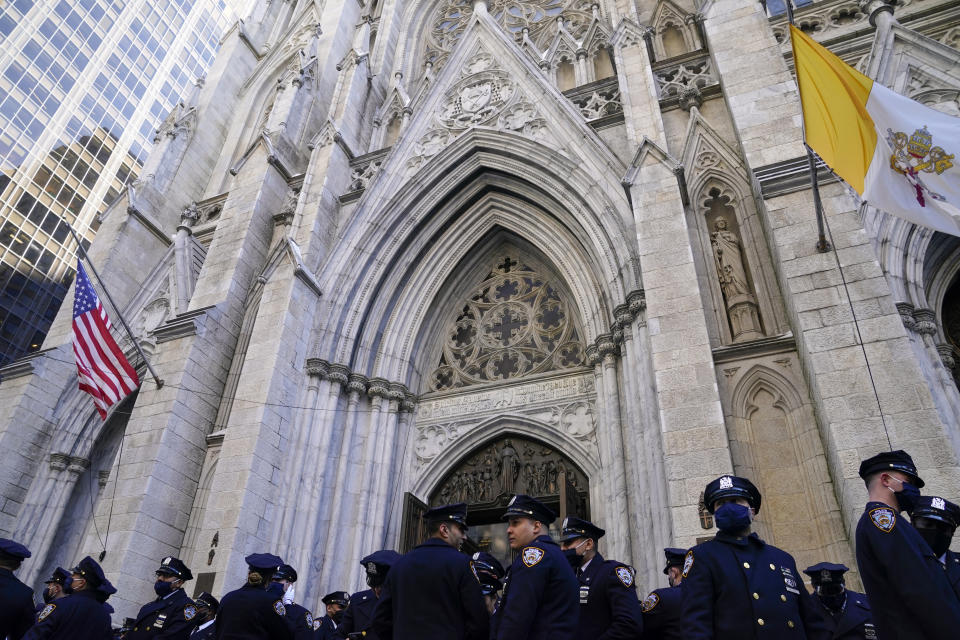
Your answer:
429,254 -> 585,391
424,0 -> 598,73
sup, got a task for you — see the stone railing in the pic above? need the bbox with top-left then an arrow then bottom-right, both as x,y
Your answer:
340,147 -> 391,203
652,52 -> 720,109
563,77 -> 624,126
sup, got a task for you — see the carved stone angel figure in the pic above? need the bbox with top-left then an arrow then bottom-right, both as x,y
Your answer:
710,217 -> 750,299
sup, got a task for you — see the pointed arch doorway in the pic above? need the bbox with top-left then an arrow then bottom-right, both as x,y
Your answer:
401,432 -> 591,569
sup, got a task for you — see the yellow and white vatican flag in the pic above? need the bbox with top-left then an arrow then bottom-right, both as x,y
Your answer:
791,25 -> 960,235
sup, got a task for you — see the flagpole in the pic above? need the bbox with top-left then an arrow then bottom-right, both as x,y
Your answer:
66,223 -> 164,388
784,0 -> 831,253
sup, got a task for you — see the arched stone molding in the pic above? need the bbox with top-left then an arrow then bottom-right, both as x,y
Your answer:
722,362 -> 857,583
312,128 -> 638,387
181,448 -> 221,576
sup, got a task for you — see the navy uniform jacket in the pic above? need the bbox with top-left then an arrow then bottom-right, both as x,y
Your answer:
213,583 -> 294,640
640,585 -> 683,640
283,602 -> 315,640
573,553 -> 643,640
0,567 -> 35,640
681,531 -> 831,640
945,550 -> 960,601
813,590 -> 874,640
490,534 -> 579,640
127,588 -> 198,639
188,621 -> 216,640
855,501 -> 960,639
370,538 -> 488,640
313,615 -> 337,640
22,590 -> 112,640
335,589 -> 378,639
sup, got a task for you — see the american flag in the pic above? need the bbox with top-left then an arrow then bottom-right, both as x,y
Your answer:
72,261 -> 140,419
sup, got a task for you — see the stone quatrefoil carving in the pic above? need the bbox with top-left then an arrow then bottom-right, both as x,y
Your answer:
430,255 -> 586,391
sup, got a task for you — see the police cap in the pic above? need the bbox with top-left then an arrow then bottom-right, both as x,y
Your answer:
360,550 -> 401,576
663,548 -> 687,575
44,567 -> 71,585
911,495 -> 960,528
273,564 -> 298,582
423,502 -> 468,528
471,552 -> 505,596
858,449 -> 925,488
501,494 -> 556,524
559,516 -> 605,543
803,562 -> 849,585
72,556 -> 117,599
321,591 -> 350,607
0,538 -> 31,562
703,475 -> 762,514
195,591 -> 219,611
156,556 -> 193,581
245,553 -> 284,572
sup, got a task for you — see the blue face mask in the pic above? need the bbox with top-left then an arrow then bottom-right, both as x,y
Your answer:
154,580 -> 174,598
714,502 -> 752,533
267,581 -> 285,596
894,481 -> 921,513
62,577 -> 74,595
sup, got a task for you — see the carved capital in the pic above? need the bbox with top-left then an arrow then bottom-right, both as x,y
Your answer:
98,469 -> 111,488
388,382 -> 409,402
614,303 -> 634,328
859,0 -> 895,27
67,456 -> 90,476
327,363 -> 351,386
627,290 -> 646,317
896,302 -> 917,331
49,452 -> 70,472
367,377 -> 391,398
679,86 -> 703,111
913,308 -> 938,336
596,333 -> 620,359
585,343 -> 601,368
347,373 -> 369,395
937,344 -> 956,369
401,393 -> 418,413
305,358 -> 330,378
610,324 -> 625,345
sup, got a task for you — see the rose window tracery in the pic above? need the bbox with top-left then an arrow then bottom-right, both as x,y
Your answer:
430,255 -> 586,391
424,0 -> 597,73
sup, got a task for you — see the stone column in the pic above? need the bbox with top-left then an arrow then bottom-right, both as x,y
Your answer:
368,383 -> 405,549
358,378 -> 390,552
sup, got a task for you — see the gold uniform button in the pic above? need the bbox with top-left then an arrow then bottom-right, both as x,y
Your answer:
757,618 -> 765,626
743,562 -> 750,569
753,592 -> 759,599
781,595 -> 787,602
769,564 -> 776,570
788,621 -> 795,628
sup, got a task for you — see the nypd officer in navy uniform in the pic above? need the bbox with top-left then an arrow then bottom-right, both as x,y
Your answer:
38,568 -> 72,611
271,564 -> 315,639
802,563 -> 874,639
681,474 -> 830,639
911,494 -> 960,600
640,548 -> 686,640
490,494 -> 578,640
188,592 -> 218,640
335,550 -> 400,639
470,552 -> 505,616
558,516 -> 642,639
855,450 -> 960,638
0,538 -> 34,640
126,556 -> 198,639
25,555 -> 116,640
214,552 -> 294,639
371,503 -> 488,640
314,591 -> 349,639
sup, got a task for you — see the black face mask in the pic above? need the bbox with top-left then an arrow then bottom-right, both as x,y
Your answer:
818,590 -> 846,612
331,610 -> 344,624
893,481 -> 921,513
42,588 -> 56,604
366,572 -> 385,588
917,528 -> 954,557
563,548 -> 585,570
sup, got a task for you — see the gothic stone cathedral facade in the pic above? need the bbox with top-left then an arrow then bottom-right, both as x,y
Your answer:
2,0 -> 960,621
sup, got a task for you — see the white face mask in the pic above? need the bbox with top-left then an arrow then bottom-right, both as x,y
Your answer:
282,584 -> 296,605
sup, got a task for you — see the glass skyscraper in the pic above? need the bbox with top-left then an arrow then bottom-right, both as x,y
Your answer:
0,0 -> 245,366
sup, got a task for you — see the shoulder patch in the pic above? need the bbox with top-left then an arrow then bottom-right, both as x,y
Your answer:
641,592 -> 660,613
183,604 -> 197,621
682,550 -> 694,578
38,603 -> 56,621
305,612 -> 314,627
615,566 -> 634,587
869,506 -> 896,532
273,600 -> 286,616
522,546 -> 544,567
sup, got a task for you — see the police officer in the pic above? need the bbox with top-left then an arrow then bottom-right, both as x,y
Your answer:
911,494 -> 960,600
214,552 -> 294,639
39,567 -> 72,610
0,538 -> 34,640
640,548 -> 686,640
559,516 -> 642,639
470,552 -> 504,616
336,550 -> 400,639
126,556 -> 198,639
371,503 -> 488,640
271,564 -> 315,639
314,591 -> 348,639
802,563 -> 874,639
490,494 -> 578,640
189,592 -> 218,640
25,556 -> 116,640
855,450 -> 960,638
680,474 -> 830,639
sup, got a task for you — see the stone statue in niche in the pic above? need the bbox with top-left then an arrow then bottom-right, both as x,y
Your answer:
498,439 -> 521,494
705,189 -> 763,342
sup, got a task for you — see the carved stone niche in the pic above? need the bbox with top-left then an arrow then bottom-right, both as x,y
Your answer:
429,433 -> 589,517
